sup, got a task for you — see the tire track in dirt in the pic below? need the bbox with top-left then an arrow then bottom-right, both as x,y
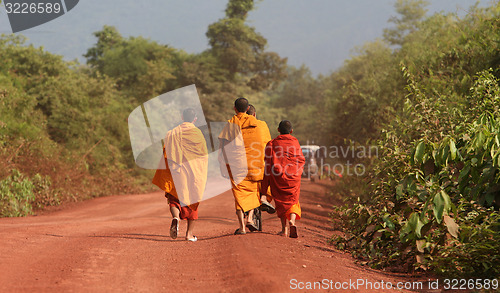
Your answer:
0,180 -> 419,292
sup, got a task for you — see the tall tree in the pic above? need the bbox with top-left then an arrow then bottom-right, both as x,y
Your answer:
206,0 -> 287,90
84,25 -> 124,69
383,0 -> 429,46
84,26 -> 180,101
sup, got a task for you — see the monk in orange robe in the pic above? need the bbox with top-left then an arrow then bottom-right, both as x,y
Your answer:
152,108 -> 208,242
219,98 -> 272,235
246,104 -> 275,214
261,120 -> 305,238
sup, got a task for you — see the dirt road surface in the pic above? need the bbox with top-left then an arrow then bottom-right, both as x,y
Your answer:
0,180 -> 422,292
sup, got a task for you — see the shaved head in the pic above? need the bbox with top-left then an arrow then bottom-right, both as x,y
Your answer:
246,104 -> 256,116
278,120 -> 292,134
234,97 -> 249,113
182,108 -> 196,122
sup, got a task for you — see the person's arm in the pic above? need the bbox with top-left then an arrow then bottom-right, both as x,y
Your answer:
260,142 -> 272,195
162,146 -> 181,173
218,138 -> 230,178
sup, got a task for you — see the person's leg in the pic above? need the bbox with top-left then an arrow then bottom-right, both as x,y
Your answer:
170,205 -> 180,219
186,219 -> 196,240
236,209 -> 246,233
289,213 -> 298,238
169,206 -> 180,239
245,208 -> 260,232
260,195 -> 272,205
166,193 -> 181,239
289,213 -> 296,227
259,184 -> 275,214
277,216 -> 287,236
246,209 -> 254,225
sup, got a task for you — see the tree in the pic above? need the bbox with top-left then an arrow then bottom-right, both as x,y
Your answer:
84,25 -> 124,69
383,0 -> 429,46
323,40 -> 402,145
333,2 -> 500,278
206,0 -> 287,90
206,17 -> 266,76
84,26 -> 180,102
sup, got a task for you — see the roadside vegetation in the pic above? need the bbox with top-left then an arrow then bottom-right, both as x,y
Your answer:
330,0 -> 500,278
1,0 -> 498,279
0,0 -> 287,217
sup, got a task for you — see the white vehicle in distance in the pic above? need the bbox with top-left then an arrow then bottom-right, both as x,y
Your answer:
300,145 -> 324,182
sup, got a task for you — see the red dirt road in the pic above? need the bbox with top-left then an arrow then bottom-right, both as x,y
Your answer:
0,180 -> 420,292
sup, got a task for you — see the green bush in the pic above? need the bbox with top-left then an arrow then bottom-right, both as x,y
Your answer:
31,173 -> 61,209
0,169 -> 36,217
0,170 -> 62,217
332,70 -> 500,278
329,2 -> 500,279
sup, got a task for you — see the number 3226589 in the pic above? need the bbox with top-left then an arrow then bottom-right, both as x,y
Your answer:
5,2 -> 62,14
443,279 -> 498,290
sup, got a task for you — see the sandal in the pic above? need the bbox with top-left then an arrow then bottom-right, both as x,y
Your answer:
234,228 -> 246,235
289,225 -> 298,238
260,201 -> 276,214
187,236 -> 197,242
170,218 -> 179,239
246,222 -> 259,232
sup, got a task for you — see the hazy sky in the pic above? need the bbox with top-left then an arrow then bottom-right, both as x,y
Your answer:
0,0 -> 489,76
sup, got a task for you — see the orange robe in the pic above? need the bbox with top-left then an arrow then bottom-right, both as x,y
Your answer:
152,122 -> 208,220
218,113 -> 271,212
261,134 -> 305,220
256,120 -> 273,201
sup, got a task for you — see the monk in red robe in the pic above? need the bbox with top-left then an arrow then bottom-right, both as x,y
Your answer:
261,120 -> 305,238
152,108 -> 208,242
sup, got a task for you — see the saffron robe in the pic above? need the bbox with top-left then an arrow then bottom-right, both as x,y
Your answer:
218,113 -> 271,212
152,122 -> 208,218
261,134 -> 305,219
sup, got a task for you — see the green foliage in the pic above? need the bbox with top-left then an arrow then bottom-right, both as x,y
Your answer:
0,169 -> 63,217
0,169 -> 36,217
207,17 -> 266,76
331,2 -> 500,279
0,0 -> 288,219
266,66 -> 324,143
324,40 -> 403,145
334,70 -> 500,278
317,2 -> 500,148
206,0 -> 287,91
31,173 -> 61,209
84,25 -> 124,67
225,0 -> 255,19
84,26 -> 179,102
0,33 -> 147,216
383,0 -> 429,46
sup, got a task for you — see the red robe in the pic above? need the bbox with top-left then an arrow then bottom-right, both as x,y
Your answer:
261,134 -> 305,219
